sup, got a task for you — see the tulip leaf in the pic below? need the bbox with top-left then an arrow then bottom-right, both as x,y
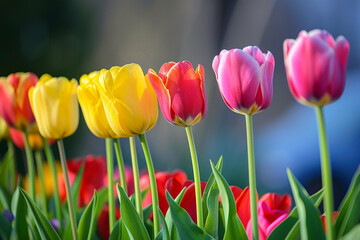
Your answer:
117,184 -> 150,240
95,187 -> 108,218
0,185 -> 11,211
339,224 -> 360,240
210,161 -> 248,240
204,179 -> 220,238
335,167 -> 360,238
143,203 -> 153,222
165,191 -> 214,240
165,187 -> 186,240
71,161 -> 85,211
10,187 -> 29,240
155,207 -> 170,240
202,156 -> 223,219
268,188 -> 324,240
109,219 -> 121,240
0,150 -> 11,191
78,191 -> 97,240
0,211 -> 12,239
287,169 -> 325,240
19,188 -> 61,240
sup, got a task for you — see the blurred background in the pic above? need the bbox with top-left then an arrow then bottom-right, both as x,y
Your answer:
0,0 -> 359,208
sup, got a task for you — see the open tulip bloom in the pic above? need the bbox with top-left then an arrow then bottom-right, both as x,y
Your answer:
1,29 -> 359,240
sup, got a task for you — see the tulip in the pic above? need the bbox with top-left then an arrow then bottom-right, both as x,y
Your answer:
0,116 -> 9,140
321,212 -> 338,234
28,74 -> 79,139
77,71 -> 118,139
96,64 -> 158,137
0,73 -> 38,131
283,29 -> 350,107
212,47 -> 274,115
58,155 -> 107,207
98,205 -> 121,240
148,61 -> 207,126
103,165 -> 135,197
9,124 -> 54,150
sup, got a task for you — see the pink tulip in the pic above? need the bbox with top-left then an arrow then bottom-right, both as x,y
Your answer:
0,73 -> 38,131
148,61 -> 207,126
283,29 -> 350,107
246,193 -> 291,240
212,47 -> 275,115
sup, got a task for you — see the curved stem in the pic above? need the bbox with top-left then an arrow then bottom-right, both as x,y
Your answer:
106,138 -> 115,231
23,131 -> 35,200
245,114 -> 258,240
57,139 -> 78,240
315,107 -> 334,240
139,134 -> 160,237
43,138 -> 62,231
129,137 -> 143,219
35,150 -> 48,217
114,139 -> 127,194
184,126 -> 203,229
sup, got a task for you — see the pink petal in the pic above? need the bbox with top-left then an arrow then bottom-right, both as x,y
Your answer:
259,51 -> 274,110
159,62 -> 176,84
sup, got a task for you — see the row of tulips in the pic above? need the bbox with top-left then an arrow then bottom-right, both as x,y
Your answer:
0,29 -> 358,240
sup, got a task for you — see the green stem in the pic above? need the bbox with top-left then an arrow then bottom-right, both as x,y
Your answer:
43,138 -> 62,231
57,139 -> 78,240
113,139 -> 127,194
315,107 -> 334,240
184,126 -> 203,229
106,138 -> 115,231
245,114 -> 258,240
129,137 -> 143,219
23,131 -> 35,200
7,140 -> 15,192
35,150 -> 48,217
139,134 -> 160,237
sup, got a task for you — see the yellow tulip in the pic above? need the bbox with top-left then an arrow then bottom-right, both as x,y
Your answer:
0,116 -> 9,140
78,71 -> 118,138
28,74 -> 79,139
97,64 -> 158,137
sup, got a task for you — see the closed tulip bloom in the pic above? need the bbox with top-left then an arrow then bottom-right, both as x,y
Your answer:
213,47 -> 275,115
0,73 -> 38,131
97,64 -> 158,137
78,71 -> 118,138
283,29 -> 350,107
148,61 -> 207,126
9,124 -> 54,150
29,74 -> 79,139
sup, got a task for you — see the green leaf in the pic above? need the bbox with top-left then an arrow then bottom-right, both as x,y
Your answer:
335,167 -> 360,238
165,191 -> 214,240
19,188 -> 61,240
340,224 -> 360,240
95,187 -> 108,218
10,187 -> 29,240
71,162 -> 85,211
210,161 -> 248,240
109,219 -> 121,240
268,189 -> 324,240
0,185 -> 11,211
165,187 -> 186,240
155,207 -> 170,240
202,156 -> 223,220
0,148 -> 12,191
78,191 -> 98,240
204,180 -> 219,238
117,184 -> 150,240
143,204 -> 153,221
287,169 -> 325,240
0,212 -> 12,239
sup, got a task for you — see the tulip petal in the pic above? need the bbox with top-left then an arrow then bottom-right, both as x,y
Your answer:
235,186 -> 251,227
259,51 -> 275,110
159,62 -> 176,84
259,193 -> 291,213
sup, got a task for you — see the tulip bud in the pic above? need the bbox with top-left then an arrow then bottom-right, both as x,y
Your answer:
96,64 -> 158,137
78,71 -> 118,138
148,61 -> 207,126
283,29 -> 350,107
28,74 -> 79,139
212,47 -> 275,115
0,73 -> 38,131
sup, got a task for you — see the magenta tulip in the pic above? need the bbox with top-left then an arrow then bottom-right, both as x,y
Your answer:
212,47 -> 275,115
283,29 -> 350,107
148,61 -> 207,126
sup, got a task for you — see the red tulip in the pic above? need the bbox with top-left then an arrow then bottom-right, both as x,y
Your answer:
246,193 -> 291,240
0,73 -> 38,131
58,155 -> 107,207
212,47 -> 274,115
321,211 -> 338,234
283,29 -> 350,107
148,61 -> 207,126
140,170 -> 206,223
103,165 -> 134,197
98,204 -> 120,240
